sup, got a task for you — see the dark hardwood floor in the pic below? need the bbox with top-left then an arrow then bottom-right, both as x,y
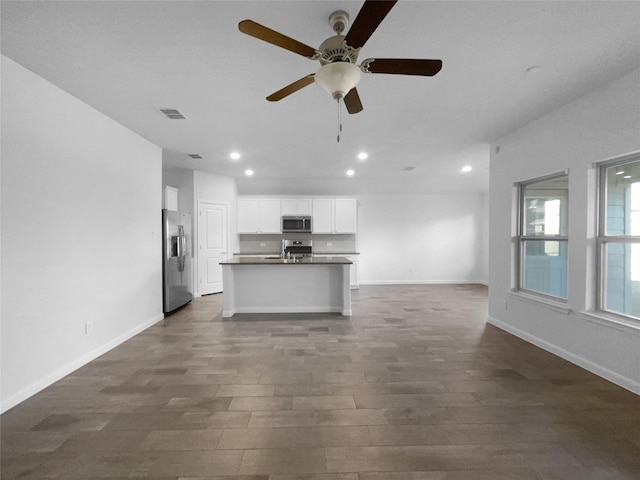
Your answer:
2,284 -> 639,479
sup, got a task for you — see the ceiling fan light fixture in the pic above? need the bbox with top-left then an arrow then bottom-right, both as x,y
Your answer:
315,62 -> 361,100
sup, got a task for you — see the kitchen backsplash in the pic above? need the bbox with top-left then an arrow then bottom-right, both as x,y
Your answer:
238,233 -> 357,254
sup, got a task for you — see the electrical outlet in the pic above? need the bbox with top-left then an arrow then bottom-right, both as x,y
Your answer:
260,242 -> 266,247
502,300 -> 508,310
327,242 -> 332,247
85,321 -> 93,335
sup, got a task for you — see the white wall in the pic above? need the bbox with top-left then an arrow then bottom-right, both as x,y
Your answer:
357,193 -> 488,284
1,56 -> 163,412
488,67 -> 640,393
193,170 -> 239,294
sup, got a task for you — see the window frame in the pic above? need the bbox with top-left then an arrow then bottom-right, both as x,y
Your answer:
596,153 -> 640,322
515,171 -> 569,301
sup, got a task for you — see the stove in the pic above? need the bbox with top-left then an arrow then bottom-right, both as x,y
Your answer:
283,239 -> 312,258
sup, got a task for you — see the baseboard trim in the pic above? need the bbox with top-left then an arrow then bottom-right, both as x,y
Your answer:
360,280 -> 488,286
231,306 -> 345,314
487,315 -> 640,395
0,313 -> 165,414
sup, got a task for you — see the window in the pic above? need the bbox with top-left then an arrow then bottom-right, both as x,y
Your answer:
517,174 -> 569,299
598,156 -> 640,320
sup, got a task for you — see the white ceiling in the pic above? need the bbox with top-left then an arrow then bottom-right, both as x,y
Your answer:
2,1 -> 639,195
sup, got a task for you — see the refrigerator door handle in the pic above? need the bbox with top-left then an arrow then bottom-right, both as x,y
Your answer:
177,225 -> 184,257
177,225 -> 186,272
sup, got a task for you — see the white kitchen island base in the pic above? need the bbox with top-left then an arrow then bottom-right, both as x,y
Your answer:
220,257 -> 352,318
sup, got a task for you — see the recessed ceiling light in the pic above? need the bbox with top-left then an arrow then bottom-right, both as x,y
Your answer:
616,170 -> 625,175
346,169 -> 355,176
244,169 -> 254,176
623,175 -> 632,179
357,152 -> 368,161
230,152 -> 241,160
461,165 -> 472,173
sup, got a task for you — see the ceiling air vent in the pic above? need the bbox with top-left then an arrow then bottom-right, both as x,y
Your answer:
159,108 -> 186,120
188,154 -> 203,159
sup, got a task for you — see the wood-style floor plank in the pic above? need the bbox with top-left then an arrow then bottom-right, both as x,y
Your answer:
2,284 -> 639,479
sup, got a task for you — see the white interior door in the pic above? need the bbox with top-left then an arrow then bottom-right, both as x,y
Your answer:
198,202 -> 228,295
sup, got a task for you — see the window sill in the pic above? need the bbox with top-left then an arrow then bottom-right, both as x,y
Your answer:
508,290 -> 572,315
580,311 -> 640,334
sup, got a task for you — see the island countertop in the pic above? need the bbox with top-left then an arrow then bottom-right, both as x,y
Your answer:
221,256 -> 352,265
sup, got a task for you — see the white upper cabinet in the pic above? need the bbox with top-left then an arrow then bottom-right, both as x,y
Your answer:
334,199 -> 358,233
281,199 -> 312,216
239,197 -> 356,234
237,199 -> 259,233
312,199 -> 334,233
312,198 -> 357,234
238,198 -> 281,234
164,186 -> 179,211
258,199 -> 282,233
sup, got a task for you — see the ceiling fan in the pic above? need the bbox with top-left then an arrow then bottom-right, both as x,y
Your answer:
238,0 -> 442,115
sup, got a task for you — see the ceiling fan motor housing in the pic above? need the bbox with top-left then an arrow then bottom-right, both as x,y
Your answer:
317,35 -> 360,65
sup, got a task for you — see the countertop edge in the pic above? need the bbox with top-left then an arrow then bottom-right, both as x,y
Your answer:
233,252 -> 360,256
221,257 -> 353,265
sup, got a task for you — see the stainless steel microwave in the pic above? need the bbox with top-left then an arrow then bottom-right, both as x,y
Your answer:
282,215 -> 312,233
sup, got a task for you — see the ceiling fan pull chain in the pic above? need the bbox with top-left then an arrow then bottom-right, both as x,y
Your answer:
337,98 -> 342,143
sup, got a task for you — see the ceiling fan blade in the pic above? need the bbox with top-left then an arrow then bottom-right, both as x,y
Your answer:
266,74 -> 316,102
239,20 -> 317,58
344,88 -> 363,114
364,58 -> 443,76
344,0 -> 397,49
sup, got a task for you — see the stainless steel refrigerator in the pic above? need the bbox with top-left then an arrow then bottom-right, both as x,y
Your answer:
162,209 -> 193,313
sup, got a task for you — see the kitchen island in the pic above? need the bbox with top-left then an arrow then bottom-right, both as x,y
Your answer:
220,256 -> 352,318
